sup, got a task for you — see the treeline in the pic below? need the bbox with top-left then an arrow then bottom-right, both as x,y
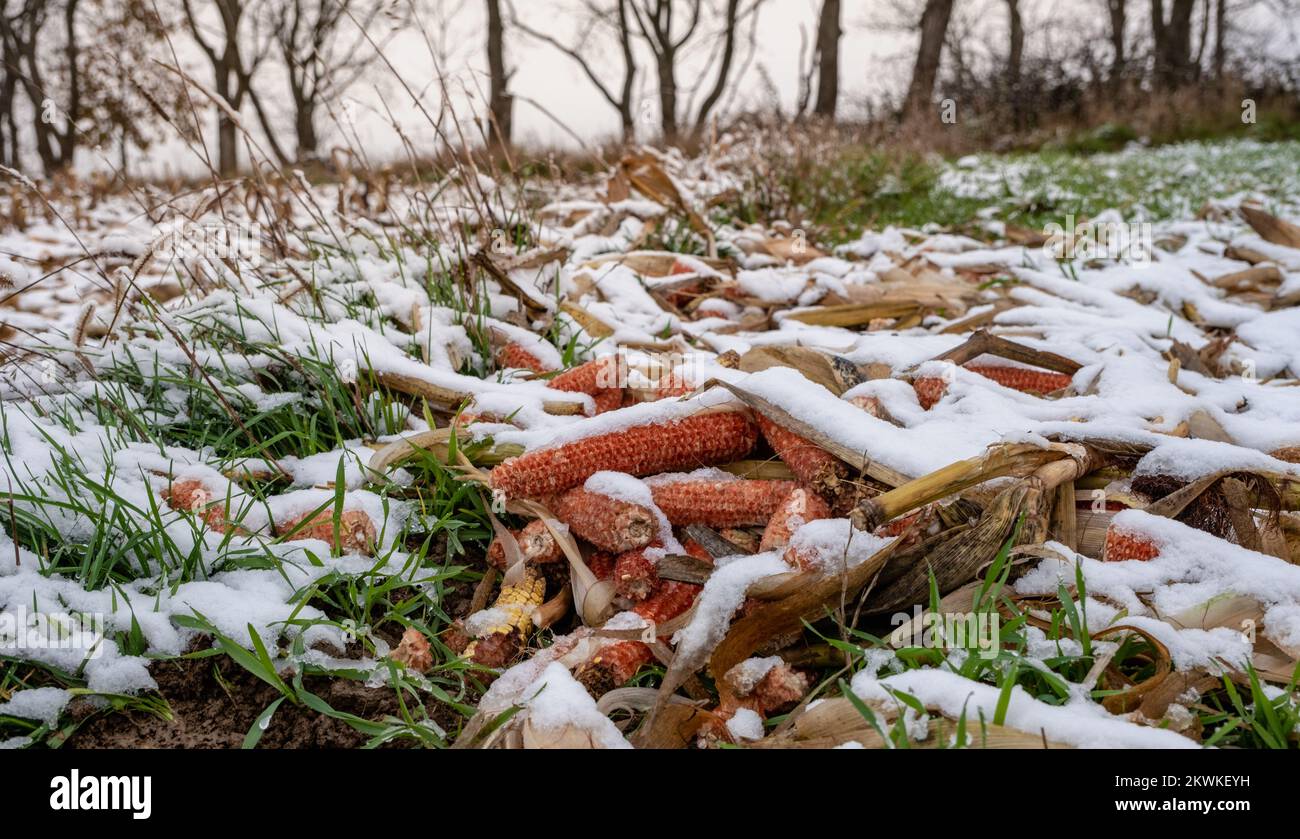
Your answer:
1,0 -> 1296,179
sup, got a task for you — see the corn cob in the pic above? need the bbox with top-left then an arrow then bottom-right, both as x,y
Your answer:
489,409 -> 758,499
462,567 -> 546,668
587,550 -> 616,581
756,414 -> 850,503
761,486 -> 832,552
547,357 -> 623,414
275,509 -> 377,553
912,377 -> 949,410
967,365 -> 1073,394
547,487 -> 656,553
575,579 -> 701,693
486,519 -> 564,569
164,479 -> 242,534
388,627 -> 433,672
848,394 -> 888,419
703,661 -> 810,744
680,536 -> 716,563
1270,446 -> 1300,464
721,659 -> 809,714
613,548 -> 660,600
1103,528 -> 1160,561
496,341 -> 555,374
649,478 -> 797,527
913,365 -> 1074,410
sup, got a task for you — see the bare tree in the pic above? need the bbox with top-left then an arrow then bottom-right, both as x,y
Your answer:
511,1 -> 638,140
266,0 -> 394,162
625,0 -> 762,143
1,0 -> 81,173
1212,0 -> 1226,78
0,1 -> 28,167
0,0 -> 173,175
812,0 -> 840,118
1106,0 -> 1127,81
180,0 -> 274,176
1005,0 -> 1022,90
903,0 -> 954,118
1152,0 -> 1196,87
485,0 -> 511,147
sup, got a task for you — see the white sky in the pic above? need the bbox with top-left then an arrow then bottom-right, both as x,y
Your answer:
113,0 -> 1300,178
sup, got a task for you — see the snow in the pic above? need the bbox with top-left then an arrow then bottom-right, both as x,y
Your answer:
522,663 -> 632,749
851,669 -> 1196,749
0,687 -> 73,726
2,135 -> 1298,747
725,708 -> 765,741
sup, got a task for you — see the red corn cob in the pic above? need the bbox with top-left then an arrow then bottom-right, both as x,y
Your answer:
164,479 -> 242,534
1270,446 -> 1300,464
575,580 -> 701,693
914,365 -> 1073,410
486,519 -> 564,569
489,409 -> 758,499
848,394 -> 888,419
651,373 -> 694,399
761,486 -> 832,552
547,487 -> 656,554
912,377 -> 948,410
756,414 -> 850,502
547,357 -> 622,414
680,537 -> 715,563
967,365 -> 1073,394
275,509 -> 377,553
613,548 -> 660,600
649,478 -> 797,527
587,550 -> 616,581
496,341 -> 554,374
388,627 -> 433,672
1103,528 -> 1160,561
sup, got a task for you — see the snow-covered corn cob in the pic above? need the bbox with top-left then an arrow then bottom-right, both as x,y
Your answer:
489,409 -> 758,499
756,414 -> 849,501
912,376 -> 948,410
913,364 -> 1074,410
462,567 -> 547,668
967,365 -> 1073,394
164,479 -> 242,534
613,548 -> 660,600
496,341 -> 555,374
548,487 -> 656,553
649,478 -> 797,527
486,519 -> 564,569
1102,528 -> 1160,561
547,357 -> 622,414
761,486 -> 831,552
575,579 -> 701,693
275,509 -> 376,553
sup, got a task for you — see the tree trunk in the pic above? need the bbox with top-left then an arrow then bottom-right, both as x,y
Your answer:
1152,0 -> 1196,87
215,68 -> 239,177
485,0 -> 512,147
1107,0 -> 1126,82
295,102 -> 318,160
1006,0 -> 1023,89
813,0 -> 841,118
903,0 -> 954,119
1212,0 -> 1226,79
693,0 -> 742,135
657,45 -> 678,143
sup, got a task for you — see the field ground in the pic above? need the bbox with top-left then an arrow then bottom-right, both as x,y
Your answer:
2,134 -> 1299,750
